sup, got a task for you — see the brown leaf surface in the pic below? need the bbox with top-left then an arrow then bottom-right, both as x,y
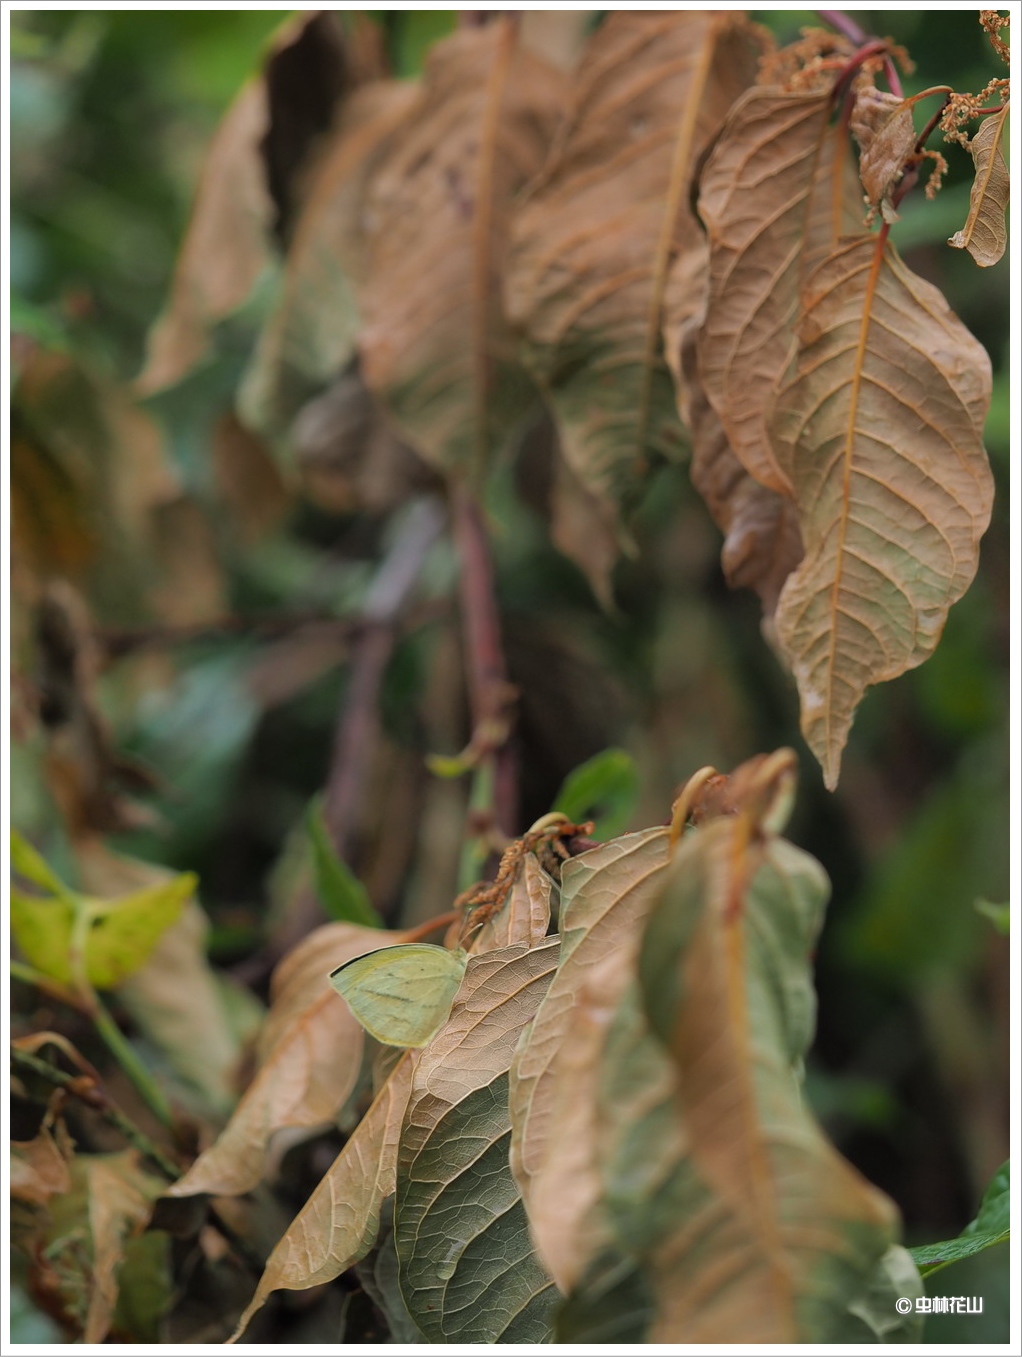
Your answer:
665,240 -> 802,620
238,83 -> 418,439
508,12 -> 763,522
640,823 -> 897,1342
11,1106 -> 74,1206
137,80 -> 273,395
850,86 -> 917,214
770,234 -> 994,787
139,13 -> 363,394
949,104 -> 1010,266
509,828 -> 670,1287
230,1052 -> 415,1340
169,923 -> 404,1197
696,85 -> 865,494
469,850 -> 552,953
356,23 -> 565,478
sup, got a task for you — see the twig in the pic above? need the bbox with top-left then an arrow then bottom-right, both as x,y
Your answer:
250,496 -> 447,971
11,1046 -> 265,1272
817,9 -> 867,45
450,482 -> 517,839
11,1045 -> 179,1179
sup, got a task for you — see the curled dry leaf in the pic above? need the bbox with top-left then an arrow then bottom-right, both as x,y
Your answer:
696,85 -> 865,495
238,83 -> 418,439
850,85 -> 918,217
665,239 -> 802,621
508,11 -> 763,525
139,13 -> 358,395
634,820 -> 899,1342
948,104 -> 1010,266
395,938 -> 561,1341
770,235 -> 994,788
230,1053 -> 415,1341
169,923 -> 405,1198
468,849 -> 553,953
11,1102 -> 74,1207
509,828 -> 670,1289
357,23 -> 565,478
137,81 -> 273,395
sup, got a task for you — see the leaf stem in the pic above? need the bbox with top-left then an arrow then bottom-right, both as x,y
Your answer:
90,992 -> 174,1128
816,9 -> 867,45
11,1044 -> 179,1179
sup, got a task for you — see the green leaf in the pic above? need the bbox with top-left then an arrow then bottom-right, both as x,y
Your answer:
836,1245 -> 924,1342
307,797 -> 383,928
974,898 -> 1010,934
911,1161 -> 1010,1277
551,747 -> 639,839
330,944 -> 467,1048
11,872 -> 196,990
10,829 -> 74,901
395,940 -> 560,1342
555,1250 -> 653,1343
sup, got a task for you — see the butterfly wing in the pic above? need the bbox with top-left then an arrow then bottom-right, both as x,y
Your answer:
330,943 -> 468,1047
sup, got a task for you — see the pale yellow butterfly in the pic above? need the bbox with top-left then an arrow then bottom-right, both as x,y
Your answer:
329,943 -> 468,1048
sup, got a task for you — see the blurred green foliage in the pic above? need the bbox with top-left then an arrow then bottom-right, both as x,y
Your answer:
10,8 -> 1009,1344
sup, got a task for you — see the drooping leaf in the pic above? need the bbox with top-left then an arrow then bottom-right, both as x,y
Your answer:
634,819 -> 899,1341
837,1245 -> 924,1341
509,828 -> 670,1289
552,747 -> 639,839
508,11 -> 763,523
850,85 -> 918,218
138,13 -> 359,394
948,104 -> 1010,267
10,847 -> 195,990
770,234 -> 994,787
237,82 -> 418,438
169,923 -> 404,1198
910,1160 -> 1010,1276
665,239 -> 803,620
229,1053 -> 415,1341
695,84 -> 864,495
395,938 -> 561,1342
356,23 -> 565,478
11,1104 -> 74,1207
306,795 -> 384,928
330,943 -> 468,1048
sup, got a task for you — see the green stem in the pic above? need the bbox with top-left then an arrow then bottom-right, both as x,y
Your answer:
90,993 -> 174,1128
11,1045 -> 179,1180
457,759 -> 496,894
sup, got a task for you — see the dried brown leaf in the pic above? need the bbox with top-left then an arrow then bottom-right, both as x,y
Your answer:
469,850 -> 552,953
169,923 -> 404,1197
949,104 -> 1010,266
850,85 -> 917,214
238,83 -> 418,439
637,821 -> 898,1341
11,1105 -> 74,1206
137,81 -> 273,395
696,86 -> 864,494
508,12 -> 763,523
139,13 -> 361,395
229,1053 -> 415,1341
357,23 -> 565,477
509,828 -> 670,1289
665,240 -> 802,620
770,235 -> 994,787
